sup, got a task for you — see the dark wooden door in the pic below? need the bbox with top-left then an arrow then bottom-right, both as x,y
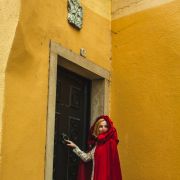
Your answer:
53,66 -> 91,180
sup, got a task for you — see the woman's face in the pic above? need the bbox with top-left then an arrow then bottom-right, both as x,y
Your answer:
98,120 -> 108,135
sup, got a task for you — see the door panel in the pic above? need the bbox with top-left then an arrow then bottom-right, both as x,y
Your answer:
53,66 -> 91,180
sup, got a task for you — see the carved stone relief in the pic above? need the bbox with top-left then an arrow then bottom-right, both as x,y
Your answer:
67,0 -> 83,30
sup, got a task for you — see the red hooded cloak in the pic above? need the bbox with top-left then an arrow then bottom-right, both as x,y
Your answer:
76,115 -> 122,180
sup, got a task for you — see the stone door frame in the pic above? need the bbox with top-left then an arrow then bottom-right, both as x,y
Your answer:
44,41 -> 111,180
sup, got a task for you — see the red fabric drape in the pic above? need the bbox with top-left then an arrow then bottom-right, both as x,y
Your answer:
76,115 -> 122,180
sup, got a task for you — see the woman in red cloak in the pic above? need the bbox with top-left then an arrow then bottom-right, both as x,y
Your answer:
66,115 -> 122,180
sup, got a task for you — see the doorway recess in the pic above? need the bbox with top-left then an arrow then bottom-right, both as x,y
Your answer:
45,41 -> 111,180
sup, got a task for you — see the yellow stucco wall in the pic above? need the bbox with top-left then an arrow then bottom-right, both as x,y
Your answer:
2,0 -> 180,179
112,0 -> 174,20
0,0 -> 20,178
1,0 -> 111,180
111,0 -> 180,179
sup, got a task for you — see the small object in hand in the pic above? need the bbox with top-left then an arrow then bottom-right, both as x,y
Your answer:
60,133 -> 69,144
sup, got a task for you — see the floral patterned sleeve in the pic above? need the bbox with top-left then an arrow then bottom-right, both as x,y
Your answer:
72,146 -> 93,162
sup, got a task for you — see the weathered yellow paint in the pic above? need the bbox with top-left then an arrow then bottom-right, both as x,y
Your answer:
111,1 -> 180,179
1,0 -> 111,180
0,0 -> 20,177
112,0 -> 174,20
82,0 -> 111,20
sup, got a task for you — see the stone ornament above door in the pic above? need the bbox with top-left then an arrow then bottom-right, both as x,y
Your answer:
67,0 -> 83,30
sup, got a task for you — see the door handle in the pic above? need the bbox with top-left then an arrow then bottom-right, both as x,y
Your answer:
60,133 -> 69,144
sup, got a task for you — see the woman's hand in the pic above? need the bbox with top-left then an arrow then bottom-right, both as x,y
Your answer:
65,140 -> 77,148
